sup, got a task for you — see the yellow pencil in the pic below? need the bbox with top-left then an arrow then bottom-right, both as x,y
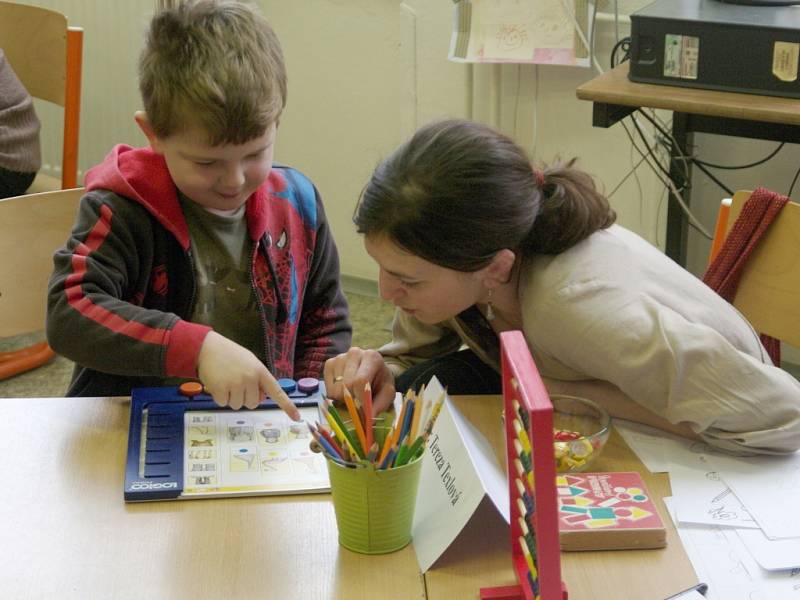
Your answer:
408,396 -> 424,442
421,390 -> 446,437
323,407 -> 360,458
363,382 -> 374,451
343,386 -> 368,455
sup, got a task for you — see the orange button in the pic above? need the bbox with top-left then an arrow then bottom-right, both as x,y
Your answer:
179,381 -> 204,397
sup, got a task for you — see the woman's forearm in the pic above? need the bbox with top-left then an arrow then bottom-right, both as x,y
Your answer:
542,377 -> 701,441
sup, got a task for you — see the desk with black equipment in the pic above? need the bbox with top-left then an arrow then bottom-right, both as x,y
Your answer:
576,62 -> 800,266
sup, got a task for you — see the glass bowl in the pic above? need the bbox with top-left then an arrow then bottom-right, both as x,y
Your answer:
550,394 -> 611,473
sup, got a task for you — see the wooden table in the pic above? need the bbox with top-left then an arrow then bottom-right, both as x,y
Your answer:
0,397 -> 424,600
0,395 -> 698,599
576,62 -> 800,266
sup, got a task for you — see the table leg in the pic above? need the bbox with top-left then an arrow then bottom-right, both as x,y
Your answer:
666,112 -> 693,266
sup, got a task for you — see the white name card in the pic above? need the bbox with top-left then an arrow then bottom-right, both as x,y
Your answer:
411,377 -> 509,573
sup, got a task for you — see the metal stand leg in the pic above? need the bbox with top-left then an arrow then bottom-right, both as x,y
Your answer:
666,112 -> 693,266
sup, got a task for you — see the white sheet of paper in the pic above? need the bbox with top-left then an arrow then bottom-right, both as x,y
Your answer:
613,419 -> 671,473
669,462 -> 757,529
664,498 -> 800,600
673,592 -> 706,600
736,528 -> 800,571
448,0 -> 588,66
411,378 -> 508,573
614,420 -> 712,474
706,452 -> 800,540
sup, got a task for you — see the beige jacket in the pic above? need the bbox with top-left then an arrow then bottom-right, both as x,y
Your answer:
380,225 -> 800,455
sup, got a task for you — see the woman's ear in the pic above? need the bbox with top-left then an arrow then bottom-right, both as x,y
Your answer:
134,111 -> 163,153
485,249 -> 517,287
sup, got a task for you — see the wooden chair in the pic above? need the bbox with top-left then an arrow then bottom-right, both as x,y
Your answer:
0,188 -> 82,380
708,189 -> 800,349
0,1 -> 83,192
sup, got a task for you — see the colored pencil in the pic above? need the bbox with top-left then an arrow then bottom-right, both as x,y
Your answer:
379,446 -> 397,470
343,386 -> 368,455
314,421 -> 344,459
363,381 -> 374,452
326,399 -> 349,436
314,383 -> 449,471
420,390 -> 445,439
366,442 -> 379,462
394,444 -> 409,467
397,434 -> 425,466
327,402 -> 364,458
390,395 -> 410,448
322,407 -> 348,447
307,422 -> 341,459
397,398 -> 415,447
408,394 -> 424,441
377,423 -> 395,465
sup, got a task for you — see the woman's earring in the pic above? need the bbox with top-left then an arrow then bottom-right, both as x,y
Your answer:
486,288 -> 495,321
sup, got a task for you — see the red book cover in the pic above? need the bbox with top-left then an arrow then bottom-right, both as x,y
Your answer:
557,471 -> 667,551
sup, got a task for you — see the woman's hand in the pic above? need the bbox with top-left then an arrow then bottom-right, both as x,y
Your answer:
324,347 -> 396,415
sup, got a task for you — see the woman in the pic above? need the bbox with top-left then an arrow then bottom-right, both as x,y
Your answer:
0,49 -> 41,198
325,118 -> 800,455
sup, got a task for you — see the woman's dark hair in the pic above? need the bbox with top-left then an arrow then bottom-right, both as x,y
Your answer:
354,119 -> 616,271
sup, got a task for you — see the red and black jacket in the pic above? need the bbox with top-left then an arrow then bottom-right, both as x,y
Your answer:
47,144 -> 351,397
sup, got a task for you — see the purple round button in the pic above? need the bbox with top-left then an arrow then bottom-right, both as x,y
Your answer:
296,377 -> 319,394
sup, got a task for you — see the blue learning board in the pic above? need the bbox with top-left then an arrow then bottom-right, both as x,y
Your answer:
124,380 -> 327,502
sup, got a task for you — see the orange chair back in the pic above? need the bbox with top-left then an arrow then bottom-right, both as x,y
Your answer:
0,1 -> 83,189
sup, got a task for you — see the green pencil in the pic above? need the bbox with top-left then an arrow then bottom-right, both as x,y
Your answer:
327,403 -> 365,458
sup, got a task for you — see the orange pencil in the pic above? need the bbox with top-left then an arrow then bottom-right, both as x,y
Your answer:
363,382 -> 374,451
343,386 -> 368,454
377,423 -> 395,465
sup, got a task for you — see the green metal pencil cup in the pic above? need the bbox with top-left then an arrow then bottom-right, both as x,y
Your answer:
326,454 -> 423,554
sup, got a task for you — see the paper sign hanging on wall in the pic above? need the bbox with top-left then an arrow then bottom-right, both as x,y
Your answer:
448,0 -> 591,66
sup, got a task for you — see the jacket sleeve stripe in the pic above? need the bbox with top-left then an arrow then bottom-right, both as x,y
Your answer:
63,203 -> 170,345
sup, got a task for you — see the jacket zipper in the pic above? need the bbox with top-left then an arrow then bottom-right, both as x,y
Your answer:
253,238 -> 274,373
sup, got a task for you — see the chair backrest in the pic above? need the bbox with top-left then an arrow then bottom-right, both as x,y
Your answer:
710,189 -> 800,348
0,187 -> 82,337
0,1 -> 83,190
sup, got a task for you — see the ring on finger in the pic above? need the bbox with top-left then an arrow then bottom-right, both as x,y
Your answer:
333,375 -> 344,383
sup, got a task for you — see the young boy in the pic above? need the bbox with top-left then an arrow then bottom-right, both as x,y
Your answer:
46,0 -> 351,419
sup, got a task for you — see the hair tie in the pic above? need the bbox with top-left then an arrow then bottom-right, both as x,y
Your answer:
533,169 -> 545,188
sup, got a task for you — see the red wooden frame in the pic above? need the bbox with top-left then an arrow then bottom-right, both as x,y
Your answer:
481,330 -> 567,600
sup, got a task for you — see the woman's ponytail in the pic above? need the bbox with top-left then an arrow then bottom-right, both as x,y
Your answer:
522,158 -> 616,255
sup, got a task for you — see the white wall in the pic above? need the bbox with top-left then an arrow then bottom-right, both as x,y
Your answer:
21,0 -> 800,287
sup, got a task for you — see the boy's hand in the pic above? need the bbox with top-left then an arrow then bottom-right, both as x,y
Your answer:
324,347 -> 396,415
198,331 -> 300,420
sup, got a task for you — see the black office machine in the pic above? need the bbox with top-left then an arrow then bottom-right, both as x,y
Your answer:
629,0 -> 800,98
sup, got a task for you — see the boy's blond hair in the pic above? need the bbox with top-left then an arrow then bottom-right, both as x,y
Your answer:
140,0 -> 286,146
